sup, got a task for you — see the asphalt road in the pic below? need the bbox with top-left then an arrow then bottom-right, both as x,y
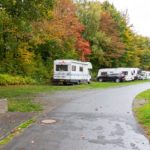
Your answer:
2,83 -> 150,150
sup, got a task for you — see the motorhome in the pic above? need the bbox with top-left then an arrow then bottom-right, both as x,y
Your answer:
97,68 -> 135,82
53,59 -> 92,85
130,68 -> 141,80
138,71 -> 150,80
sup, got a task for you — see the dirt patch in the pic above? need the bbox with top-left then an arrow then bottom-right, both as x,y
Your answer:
34,90 -> 94,113
34,92 -> 72,113
133,99 -> 147,108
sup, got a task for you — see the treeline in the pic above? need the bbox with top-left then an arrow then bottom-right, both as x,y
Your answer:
0,0 -> 150,82
77,1 -> 150,72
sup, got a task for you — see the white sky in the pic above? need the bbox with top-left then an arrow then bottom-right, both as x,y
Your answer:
99,0 -> 150,37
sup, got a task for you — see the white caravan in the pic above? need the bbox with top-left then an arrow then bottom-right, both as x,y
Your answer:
129,68 -> 141,80
97,68 -> 135,82
138,71 -> 150,80
53,59 -> 92,85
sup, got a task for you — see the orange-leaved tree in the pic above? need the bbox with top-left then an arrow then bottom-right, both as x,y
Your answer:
100,11 -> 125,66
32,0 -> 91,61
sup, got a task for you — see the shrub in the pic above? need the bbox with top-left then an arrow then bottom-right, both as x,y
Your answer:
0,74 -> 36,85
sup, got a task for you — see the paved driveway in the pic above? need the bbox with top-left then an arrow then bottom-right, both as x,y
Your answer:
2,83 -> 150,150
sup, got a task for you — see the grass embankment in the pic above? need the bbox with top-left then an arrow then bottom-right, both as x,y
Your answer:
0,80 -> 149,112
134,90 -> 150,138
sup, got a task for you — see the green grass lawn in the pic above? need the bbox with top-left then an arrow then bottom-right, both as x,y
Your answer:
134,89 -> 150,138
0,80 -> 149,112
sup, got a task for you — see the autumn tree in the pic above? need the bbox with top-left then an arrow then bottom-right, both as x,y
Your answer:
53,0 -> 91,61
0,0 -> 55,78
99,11 -> 125,67
34,0 -> 91,62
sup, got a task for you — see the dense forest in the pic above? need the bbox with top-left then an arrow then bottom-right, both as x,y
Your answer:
0,0 -> 150,83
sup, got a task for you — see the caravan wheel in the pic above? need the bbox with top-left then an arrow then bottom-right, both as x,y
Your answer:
88,81 -> 91,84
63,82 -> 67,85
99,78 -> 103,82
76,80 -> 80,85
115,78 -> 120,83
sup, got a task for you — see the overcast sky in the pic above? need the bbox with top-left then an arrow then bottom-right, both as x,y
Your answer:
99,0 -> 150,37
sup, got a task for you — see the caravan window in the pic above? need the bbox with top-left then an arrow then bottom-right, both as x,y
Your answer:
122,71 -> 128,75
56,65 -> 68,71
79,67 -> 83,72
138,70 -> 141,74
101,72 -> 107,76
72,65 -> 76,71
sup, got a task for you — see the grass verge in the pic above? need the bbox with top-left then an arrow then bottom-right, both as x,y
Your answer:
8,98 -> 42,112
0,119 -> 34,145
134,89 -> 150,138
0,80 -> 149,112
